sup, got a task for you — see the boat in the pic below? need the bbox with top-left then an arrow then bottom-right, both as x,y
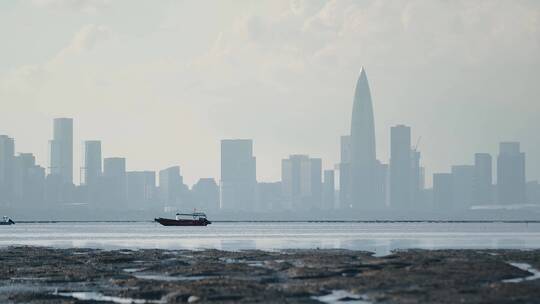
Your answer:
155,212 -> 211,226
1,216 -> 15,225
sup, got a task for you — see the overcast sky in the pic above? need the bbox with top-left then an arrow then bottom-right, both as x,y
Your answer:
1,0 -> 539,186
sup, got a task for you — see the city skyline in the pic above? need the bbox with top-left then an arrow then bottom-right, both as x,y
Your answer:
1,1 -> 539,187
0,89 -> 537,190
2,98 -> 538,189
0,68 -> 539,219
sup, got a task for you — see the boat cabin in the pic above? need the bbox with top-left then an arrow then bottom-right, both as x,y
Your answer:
1,216 -> 14,225
175,212 -> 208,221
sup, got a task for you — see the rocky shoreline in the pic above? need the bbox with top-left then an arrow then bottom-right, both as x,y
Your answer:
1,247 -> 539,303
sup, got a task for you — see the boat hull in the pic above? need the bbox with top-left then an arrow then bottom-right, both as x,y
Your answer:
0,219 -> 14,225
154,217 -> 211,226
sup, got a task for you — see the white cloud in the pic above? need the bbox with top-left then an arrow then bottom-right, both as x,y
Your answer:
0,64 -> 47,102
199,0 -> 540,74
55,24 -> 111,62
1,24 -> 110,98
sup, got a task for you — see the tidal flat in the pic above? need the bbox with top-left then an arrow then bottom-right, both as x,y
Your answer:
1,247 -> 539,303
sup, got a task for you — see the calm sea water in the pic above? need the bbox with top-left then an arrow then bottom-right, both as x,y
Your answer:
1,222 -> 540,255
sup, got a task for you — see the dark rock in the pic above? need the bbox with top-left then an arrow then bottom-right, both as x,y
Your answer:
1,246 -> 540,303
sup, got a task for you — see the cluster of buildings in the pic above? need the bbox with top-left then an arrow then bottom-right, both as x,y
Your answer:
1,68 -> 539,219
0,120 -> 219,216
432,142 -> 536,211
218,69 -> 540,216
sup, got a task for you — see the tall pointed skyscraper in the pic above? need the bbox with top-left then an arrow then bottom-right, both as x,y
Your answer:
348,68 -> 381,210
350,68 -> 376,165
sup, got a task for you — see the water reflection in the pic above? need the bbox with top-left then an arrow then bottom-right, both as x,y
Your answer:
1,222 -> 540,256
495,238 -> 527,249
220,240 -> 256,251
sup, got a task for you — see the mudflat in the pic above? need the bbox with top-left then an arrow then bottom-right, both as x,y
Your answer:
1,246 -> 539,303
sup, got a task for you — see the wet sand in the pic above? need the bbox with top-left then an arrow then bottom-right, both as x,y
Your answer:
1,246 -> 539,303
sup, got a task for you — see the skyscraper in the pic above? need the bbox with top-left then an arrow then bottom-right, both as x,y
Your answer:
159,166 -> 183,206
256,182 -> 283,211
26,164 -> 46,206
12,152 -> 46,208
83,141 -> 102,186
526,181 -> 540,205
220,139 -> 257,211
377,161 -> 389,206
451,165 -> 475,210
281,155 -> 322,210
50,118 -> 73,184
349,68 -> 380,210
473,153 -> 492,205
0,135 -> 15,204
433,173 -> 453,211
127,171 -> 156,209
390,125 -> 412,209
104,158 -> 126,179
497,142 -> 526,204
339,135 -> 351,208
192,178 -> 220,211
323,169 -> 335,210
410,150 -> 423,206
103,157 -> 126,207
13,153 -> 36,203
310,158 -> 323,209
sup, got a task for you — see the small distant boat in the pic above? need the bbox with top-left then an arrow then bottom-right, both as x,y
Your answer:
1,216 -> 15,225
155,212 -> 211,226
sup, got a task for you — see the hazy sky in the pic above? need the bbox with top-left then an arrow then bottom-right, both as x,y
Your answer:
1,0 -> 539,186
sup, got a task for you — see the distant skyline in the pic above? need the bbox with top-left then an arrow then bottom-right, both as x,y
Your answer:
0,67 -> 537,218
1,0 -> 539,186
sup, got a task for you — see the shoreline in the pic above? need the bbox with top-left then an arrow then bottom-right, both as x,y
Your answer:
1,246 -> 539,303
9,219 -> 540,223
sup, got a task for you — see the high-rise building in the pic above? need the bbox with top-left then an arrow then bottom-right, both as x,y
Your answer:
12,153 -> 46,207
220,139 -> 256,211
390,125 -> 412,209
377,161 -> 389,206
159,166 -> 183,206
26,165 -> 46,206
104,157 -> 126,179
0,135 -> 15,204
13,153 -> 36,202
473,153 -> 492,205
256,182 -> 282,211
497,142 -> 526,204
310,158 -> 322,209
323,170 -> 335,210
340,135 -> 352,164
281,156 -> 303,209
103,157 -> 126,207
83,141 -> 102,186
348,68 -> 381,210
127,171 -> 156,209
410,150 -> 423,206
192,178 -> 220,211
50,118 -> 73,184
433,173 -> 453,211
339,135 -> 351,209
526,181 -> 540,205
281,155 -> 322,210
451,165 -> 475,210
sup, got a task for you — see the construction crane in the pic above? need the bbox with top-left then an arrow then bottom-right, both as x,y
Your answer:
413,136 -> 422,151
